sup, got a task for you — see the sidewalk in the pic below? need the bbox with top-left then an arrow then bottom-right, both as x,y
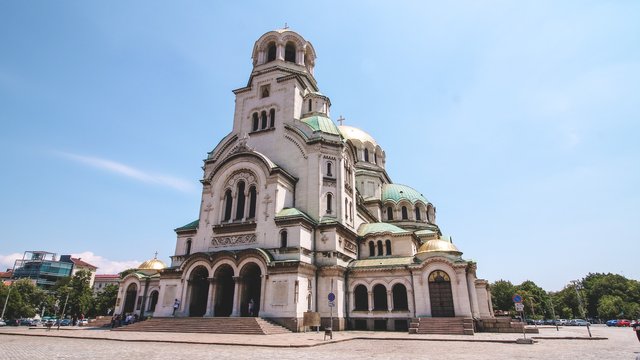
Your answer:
0,325 -> 606,348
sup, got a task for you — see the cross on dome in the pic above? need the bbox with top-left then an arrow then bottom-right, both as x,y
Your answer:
337,115 -> 345,126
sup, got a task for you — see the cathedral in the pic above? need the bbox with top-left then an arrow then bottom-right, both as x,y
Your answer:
115,29 -> 494,333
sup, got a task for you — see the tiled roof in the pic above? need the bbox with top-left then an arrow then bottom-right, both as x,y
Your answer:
382,184 -> 429,204
175,219 -> 199,231
94,274 -> 120,279
71,258 -> 97,269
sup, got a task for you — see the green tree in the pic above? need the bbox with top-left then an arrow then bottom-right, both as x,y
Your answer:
93,284 -> 118,316
0,279 -> 51,320
515,280 -> 552,319
490,280 -> 516,312
597,295 -> 625,319
581,273 -> 629,318
53,270 -> 93,319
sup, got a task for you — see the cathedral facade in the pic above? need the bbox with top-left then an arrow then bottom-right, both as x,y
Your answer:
115,29 -> 493,332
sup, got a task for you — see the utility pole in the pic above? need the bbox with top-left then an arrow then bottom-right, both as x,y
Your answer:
1,282 -> 13,320
571,280 -> 591,338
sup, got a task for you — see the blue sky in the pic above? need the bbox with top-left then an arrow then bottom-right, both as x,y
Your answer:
1,1 -> 638,290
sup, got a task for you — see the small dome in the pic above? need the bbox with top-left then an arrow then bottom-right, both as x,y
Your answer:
382,184 -> 429,205
138,258 -> 167,271
339,125 -> 378,147
417,238 -> 462,256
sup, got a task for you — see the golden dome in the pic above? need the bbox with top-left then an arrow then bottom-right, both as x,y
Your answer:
417,238 -> 462,256
138,258 -> 167,270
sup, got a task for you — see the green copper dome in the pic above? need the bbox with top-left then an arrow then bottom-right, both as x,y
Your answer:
382,184 -> 429,204
300,115 -> 341,135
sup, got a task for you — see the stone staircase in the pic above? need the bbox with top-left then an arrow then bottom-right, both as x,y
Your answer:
409,317 -> 474,335
112,317 -> 291,335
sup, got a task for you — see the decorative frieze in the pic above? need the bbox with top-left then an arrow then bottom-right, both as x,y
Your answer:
211,233 -> 257,247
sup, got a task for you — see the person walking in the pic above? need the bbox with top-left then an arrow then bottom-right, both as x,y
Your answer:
173,299 -> 180,316
632,320 -> 640,343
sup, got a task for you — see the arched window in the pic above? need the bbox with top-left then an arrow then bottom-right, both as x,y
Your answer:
285,42 -> 296,62
374,152 -> 378,164
148,290 -> 159,312
185,239 -> 192,256
368,241 -> 375,257
373,284 -> 388,310
326,193 -> 332,214
223,189 -> 233,221
364,148 -> 369,162
267,42 -> 276,62
354,285 -> 368,311
261,111 -> 267,129
280,230 -> 288,248
392,284 -> 408,310
248,186 -> 257,219
415,207 -> 421,221
385,239 -> 392,255
252,112 -> 259,131
401,206 -> 408,220
235,181 -> 246,220
327,162 -> 333,177
387,206 -> 393,221
377,240 -> 383,256
269,108 -> 275,128
308,99 -> 312,112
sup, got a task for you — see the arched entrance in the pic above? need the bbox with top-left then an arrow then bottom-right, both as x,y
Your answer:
428,270 -> 455,317
188,266 -> 209,317
214,264 -> 234,317
123,283 -> 137,314
240,262 -> 262,317
147,290 -> 159,312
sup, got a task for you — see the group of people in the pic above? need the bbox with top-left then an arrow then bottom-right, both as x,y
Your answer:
110,313 -> 139,328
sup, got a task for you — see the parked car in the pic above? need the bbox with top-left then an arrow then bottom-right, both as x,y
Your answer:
555,319 -> 568,326
606,319 -> 618,327
0,319 -> 6,326
572,319 -> 590,326
617,319 -> 631,327
544,319 -> 556,325
55,319 -> 71,326
78,319 -> 88,326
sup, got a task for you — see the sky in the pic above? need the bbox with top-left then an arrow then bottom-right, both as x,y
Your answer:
0,1 -> 638,291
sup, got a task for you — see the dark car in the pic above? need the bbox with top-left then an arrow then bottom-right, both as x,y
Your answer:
55,319 -> 72,326
4,319 -> 19,326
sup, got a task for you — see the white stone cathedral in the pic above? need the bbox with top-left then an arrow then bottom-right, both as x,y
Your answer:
115,29 -> 494,332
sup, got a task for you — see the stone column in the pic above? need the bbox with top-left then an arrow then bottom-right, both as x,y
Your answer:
231,276 -> 242,317
296,49 -> 305,66
259,274 -> 266,317
454,268 -> 472,317
466,273 -> 480,317
367,291 -> 373,312
276,42 -> 284,61
387,290 -> 393,312
205,277 -> 216,317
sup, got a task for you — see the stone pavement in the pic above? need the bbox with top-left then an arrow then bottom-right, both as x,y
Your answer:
0,325 -> 638,359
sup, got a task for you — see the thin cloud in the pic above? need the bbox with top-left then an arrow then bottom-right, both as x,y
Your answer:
71,251 -> 141,274
0,252 -> 23,272
55,151 -> 196,193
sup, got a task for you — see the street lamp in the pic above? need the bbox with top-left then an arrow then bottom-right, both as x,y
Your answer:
571,280 -> 591,338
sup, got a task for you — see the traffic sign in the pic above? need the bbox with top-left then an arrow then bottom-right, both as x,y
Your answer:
328,301 -> 335,308
328,292 -> 336,302
515,303 -> 525,312
512,294 -> 522,303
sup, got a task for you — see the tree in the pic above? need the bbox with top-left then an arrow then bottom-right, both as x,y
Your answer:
0,279 -> 51,320
93,284 -> 118,316
53,270 -> 93,320
597,295 -> 625,320
490,280 -> 516,312
515,280 -> 552,319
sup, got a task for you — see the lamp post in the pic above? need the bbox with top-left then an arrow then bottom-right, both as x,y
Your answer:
571,280 -> 591,338
1,281 -> 13,320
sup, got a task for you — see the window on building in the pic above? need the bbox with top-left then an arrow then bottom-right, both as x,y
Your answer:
415,207 -> 421,221
148,290 -> 159,312
267,42 -> 276,62
269,108 -> 275,128
344,198 -> 348,221
373,284 -> 388,310
387,206 -> 393,221
327,162 -> 333,177
326,193 -> 333,213
261,111 -> 267,129
248,186 -> 257,219
308,99 -> 312,112
392,284 -> 409,310
377,240 -> 383,256
285,42 -> 296,62
185,239 -> 192,256
354,285 -> 368,311
223,189 -> 233,221
252,112 -> 259,131
385,239 -> 392,255
369,241 -> 375,257
235,181 -> 246,220
401,206 -> 408,220
374,152 -> 378,164
280,230 -> 288,248
364,148 -> 369,162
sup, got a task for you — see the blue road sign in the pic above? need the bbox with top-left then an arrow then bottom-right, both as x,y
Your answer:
328,292 -> 336,301
512,294 -> 522,303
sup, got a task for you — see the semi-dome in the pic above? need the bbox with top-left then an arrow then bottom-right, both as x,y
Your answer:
417,237 -> 462,256
339,125 -> 378,147
138,257 -> 167,271
382,184 -> 429,204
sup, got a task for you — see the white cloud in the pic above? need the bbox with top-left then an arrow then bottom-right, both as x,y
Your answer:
54,151 -> 196,193
0,253 -> 23,272
70,252 -> 141,275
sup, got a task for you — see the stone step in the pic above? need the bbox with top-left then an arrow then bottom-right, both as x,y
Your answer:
408,317 -> 473,335
113,317 -> 291,335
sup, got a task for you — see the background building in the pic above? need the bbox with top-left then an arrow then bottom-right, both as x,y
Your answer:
10,251 -> 97,290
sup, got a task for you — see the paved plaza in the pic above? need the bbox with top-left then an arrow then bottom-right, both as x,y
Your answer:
0,325 -> 638,359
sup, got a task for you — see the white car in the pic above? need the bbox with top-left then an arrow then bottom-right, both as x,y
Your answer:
78,319 -> 88,326
0,319 -> 6,326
